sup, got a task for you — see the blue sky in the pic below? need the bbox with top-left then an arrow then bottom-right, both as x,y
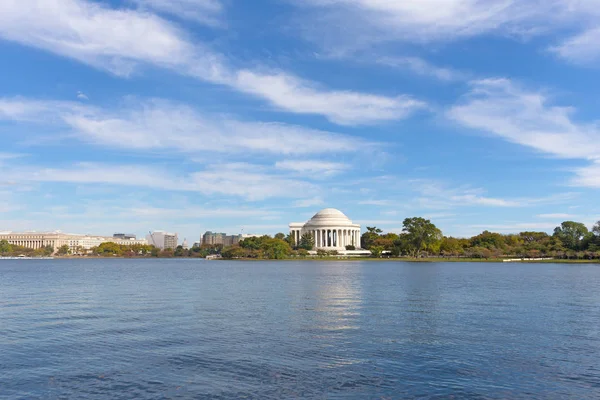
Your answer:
1,0 -> 600,243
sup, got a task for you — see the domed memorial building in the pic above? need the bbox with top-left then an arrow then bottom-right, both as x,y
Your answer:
289,208 -> 361,251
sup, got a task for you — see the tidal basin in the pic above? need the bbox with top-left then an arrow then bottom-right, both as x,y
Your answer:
2,259 -> 600,399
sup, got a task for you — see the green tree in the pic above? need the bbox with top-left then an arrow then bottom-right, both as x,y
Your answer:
299,233 -> 315,250
274,233 -> 286,240
56,244 -> 70,255
96,242 -> 123,256
402,217 -> 443,257
593,221 -> 600,236
174,245 -> 186,257
0,240 -> 12,255
370,246 -> 384,258
263,239 -> 292,259
553,221 -> 589,250
361,226 -> 382,250
222,246 -> 247,259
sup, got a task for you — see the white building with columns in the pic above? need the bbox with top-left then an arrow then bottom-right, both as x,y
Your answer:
289,208 -> 361,251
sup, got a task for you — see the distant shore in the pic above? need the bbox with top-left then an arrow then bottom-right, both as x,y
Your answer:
40,256 -> 600,264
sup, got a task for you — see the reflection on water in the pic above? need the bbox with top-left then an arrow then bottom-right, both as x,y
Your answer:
2,259 -> 600,399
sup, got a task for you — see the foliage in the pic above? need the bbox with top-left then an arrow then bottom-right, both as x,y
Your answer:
299,233 -> 315,250
553,221 -> 589,250
361,226 -> 383,249
401,217 -> 443,257
370,246 -> 385,258
56,245 -> 70,255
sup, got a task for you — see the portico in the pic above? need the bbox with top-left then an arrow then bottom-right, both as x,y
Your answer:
289,208 -> 361,251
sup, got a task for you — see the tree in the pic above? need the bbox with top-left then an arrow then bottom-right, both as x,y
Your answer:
222,246 -> 246,259
96,242 -> 122,256
593,221 -> 600,236
370,246 -> 384,258
56,245 -> 70,255
274,233 -> 286,240
174,245 -> 186,257
553,221 -> 589,250
361,226 -> 382,250
299,233 -> 315,250
0,240 -> 12,255
263,239 -> 292,259
402,217 -> 443,257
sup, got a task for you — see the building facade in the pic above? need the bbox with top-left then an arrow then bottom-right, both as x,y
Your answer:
146,231 -> 178,250
202,232 -> 262,246
289,208 -> 361,251
0,231 -> 148,253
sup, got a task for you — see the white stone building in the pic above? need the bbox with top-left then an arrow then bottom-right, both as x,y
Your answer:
290,208 -> 361,251
146,231 -> 178,250
0,231 -> 147,253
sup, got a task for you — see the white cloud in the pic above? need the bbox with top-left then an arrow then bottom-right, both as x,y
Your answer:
188,163 -> 317,201
0,97 -> 372,155
77,91 -> 89,100
293,197 -> 325,208
376,56 -> 467,82
296,0 -> 600,67
134,0 -> 223,26
448,79 -> 600,188
358,200 -> 395,206
0,0 -> 423,125
0,0 -> 200,77
449,79 -> 600,160
3,162 -> 317,201
231,70 -> 426,125
409,179 -> 578,209
295,0 -> 557,46
551,27 -> 600,65
537,213 -> 576,219
572,161 -> 600,189
276,160 -> 349,176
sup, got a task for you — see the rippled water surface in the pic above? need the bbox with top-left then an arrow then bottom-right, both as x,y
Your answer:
2,260 -> 600,399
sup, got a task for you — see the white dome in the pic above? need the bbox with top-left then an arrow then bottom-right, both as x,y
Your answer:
306,208 -> 353,227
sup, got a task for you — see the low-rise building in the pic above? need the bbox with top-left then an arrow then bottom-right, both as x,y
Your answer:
0,231 -> 148,253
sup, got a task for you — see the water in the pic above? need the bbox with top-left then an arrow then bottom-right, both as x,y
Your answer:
1,260 -> 600,399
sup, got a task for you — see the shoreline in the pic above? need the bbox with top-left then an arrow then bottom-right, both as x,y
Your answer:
33,256 -> 600,264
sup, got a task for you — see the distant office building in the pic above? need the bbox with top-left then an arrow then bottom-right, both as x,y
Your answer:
146,231 -> 178,250
202,232 -> 227,246
113,233 -> 137,240
202,231 -> 261,246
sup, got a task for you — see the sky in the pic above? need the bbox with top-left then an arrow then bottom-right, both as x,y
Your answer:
1,0 -> 600,243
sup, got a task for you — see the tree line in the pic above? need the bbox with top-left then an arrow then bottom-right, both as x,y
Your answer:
360,218 -> 600,259
4,218 -> 599,260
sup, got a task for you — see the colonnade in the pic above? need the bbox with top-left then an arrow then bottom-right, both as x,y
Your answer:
290,228 -> 361,249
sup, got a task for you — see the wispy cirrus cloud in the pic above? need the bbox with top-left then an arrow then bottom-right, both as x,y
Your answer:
448,78 -> 600,188
133,0 -> 224,26
294,0 -> 600,68
551,27 -> 600,65
0,0 -> 424,125
276,160 -> 349,176
537,213 -> 576,219
292,197 -> 324,208
376,56 -> 468,82
2,162 -> 317,201
0,97 -> 373,155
